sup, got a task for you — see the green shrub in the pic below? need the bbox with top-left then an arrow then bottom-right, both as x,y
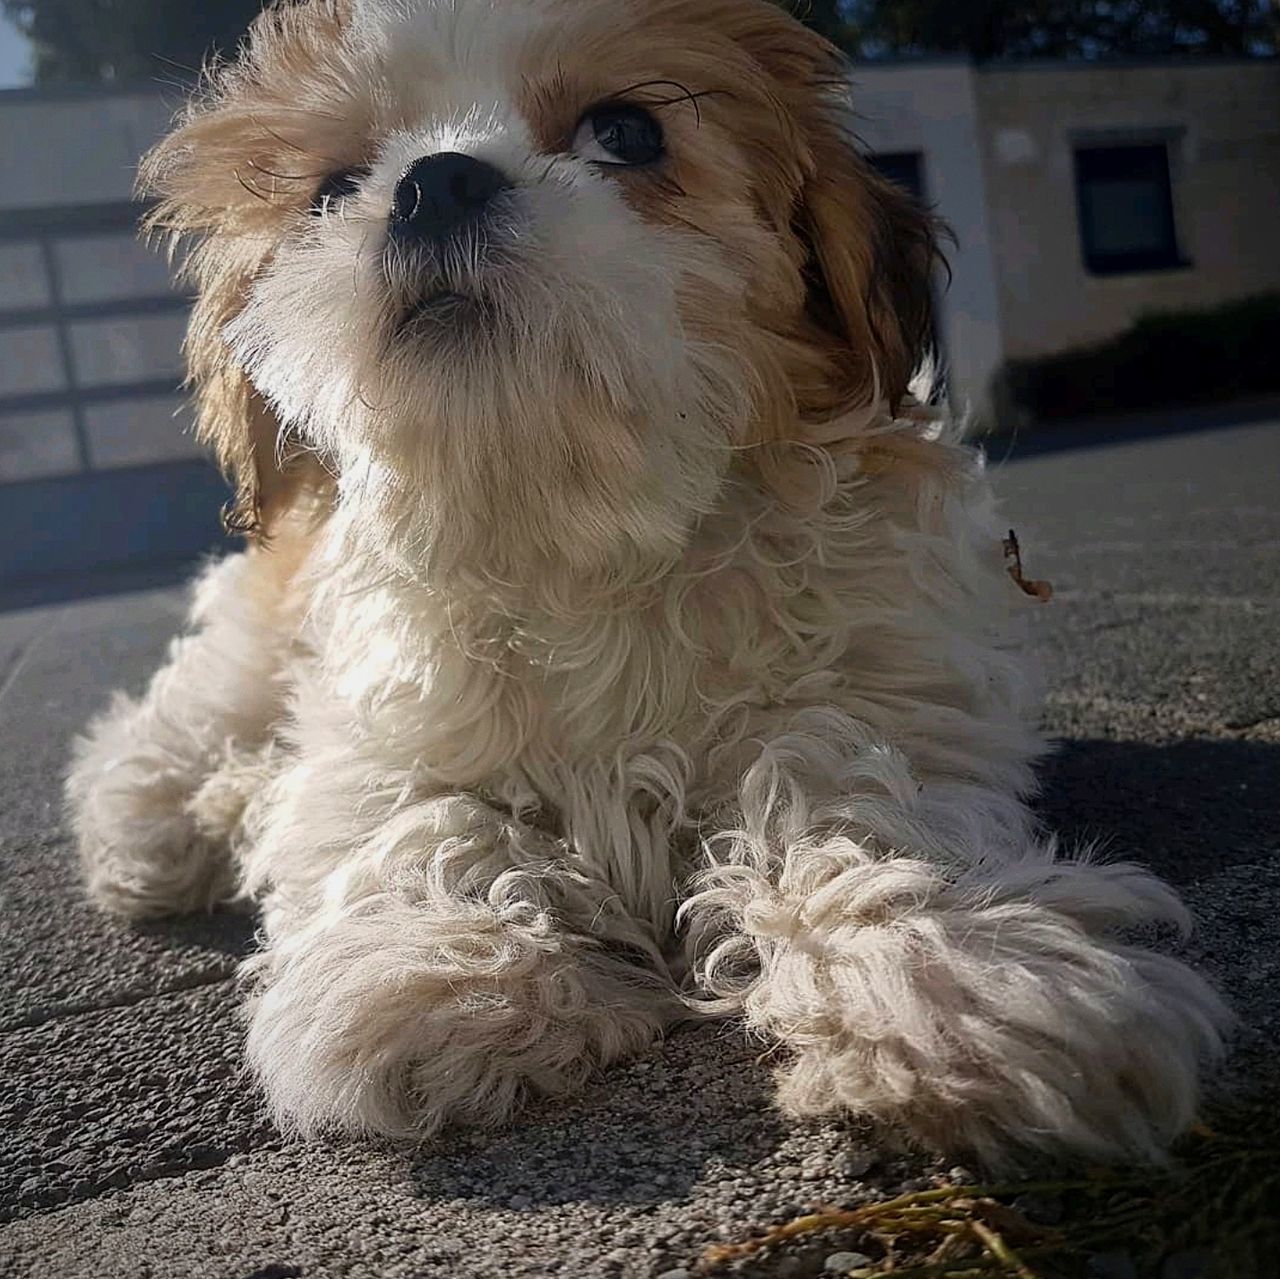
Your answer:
996,292 -> 1280,423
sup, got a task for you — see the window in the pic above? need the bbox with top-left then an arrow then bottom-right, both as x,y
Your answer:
1074,143 -> 1184,276
867,151 -> 926,205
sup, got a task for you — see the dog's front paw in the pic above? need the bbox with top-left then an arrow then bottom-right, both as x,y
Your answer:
694,853 -> 1232,1168
768,925 -> 1228,1168
244,892 -> 671,1138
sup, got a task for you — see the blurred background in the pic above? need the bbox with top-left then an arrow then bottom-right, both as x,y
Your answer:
0,0 -> 1276,599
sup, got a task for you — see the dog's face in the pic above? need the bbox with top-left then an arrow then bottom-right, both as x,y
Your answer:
146,0 -> 938,576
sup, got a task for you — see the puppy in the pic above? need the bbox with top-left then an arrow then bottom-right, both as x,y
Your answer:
67,0 -> 1229,1168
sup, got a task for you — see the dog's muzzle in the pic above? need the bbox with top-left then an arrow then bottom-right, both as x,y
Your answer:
384,152 -> 513,327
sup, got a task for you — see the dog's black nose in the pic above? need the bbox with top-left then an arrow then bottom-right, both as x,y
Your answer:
390,153 -> 509,243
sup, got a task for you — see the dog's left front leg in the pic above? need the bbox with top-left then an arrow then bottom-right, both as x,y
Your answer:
244,790 -> 678,1139
683,718 -> 1232,1168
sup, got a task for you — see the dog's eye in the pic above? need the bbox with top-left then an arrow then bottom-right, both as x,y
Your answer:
310,167 -> 365,215
572,104 -> 664,167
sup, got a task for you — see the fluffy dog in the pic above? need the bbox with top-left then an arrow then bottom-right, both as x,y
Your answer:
67,0 -> 1229,1168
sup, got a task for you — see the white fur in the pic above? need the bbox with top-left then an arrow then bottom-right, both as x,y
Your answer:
67,0 -> 1231,1167
66,553 -> 288,917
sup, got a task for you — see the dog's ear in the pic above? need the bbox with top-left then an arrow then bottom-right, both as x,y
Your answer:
140,177 -> 281,540
797,132 -> 945,413
724,4 -> 946,415
137,0 -> 349,538
185,278 -> 295,538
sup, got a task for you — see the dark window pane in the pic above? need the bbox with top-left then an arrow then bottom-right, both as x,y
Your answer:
867,151 -> 925,202
1074,144 -> 1182,275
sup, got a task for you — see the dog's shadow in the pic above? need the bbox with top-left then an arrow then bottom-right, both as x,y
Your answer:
1035,736 -> 1280,887
135,902 -> 259,959
408,1022 -> 800,1210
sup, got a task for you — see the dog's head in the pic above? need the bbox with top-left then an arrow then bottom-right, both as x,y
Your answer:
145,0 -> 941,576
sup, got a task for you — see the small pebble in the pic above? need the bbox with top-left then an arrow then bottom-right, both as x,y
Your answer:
824,1252 -> 873,1274
655,1270 -> 690,1279
839,1150 -> 876,1177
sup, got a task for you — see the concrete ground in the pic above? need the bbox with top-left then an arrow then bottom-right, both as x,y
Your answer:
2,417 -> 1277,1279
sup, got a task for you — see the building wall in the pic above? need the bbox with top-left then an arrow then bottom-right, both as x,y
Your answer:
0,87 -> 197,485
849,61 -> 1005,421
0,88 -> 176,211
0,86 -> 226,588
976,60 -> 1280,362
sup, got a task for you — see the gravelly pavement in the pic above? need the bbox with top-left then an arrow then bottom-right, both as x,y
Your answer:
1,417 -> 1277,1279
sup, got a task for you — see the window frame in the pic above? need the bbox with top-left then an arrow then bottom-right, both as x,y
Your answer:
1072,137 -> 1189,277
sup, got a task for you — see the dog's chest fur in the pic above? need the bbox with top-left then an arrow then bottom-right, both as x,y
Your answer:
249,429 -> 1038,926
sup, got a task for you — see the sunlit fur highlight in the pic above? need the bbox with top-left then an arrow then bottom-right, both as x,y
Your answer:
70,0 -> 1229,1170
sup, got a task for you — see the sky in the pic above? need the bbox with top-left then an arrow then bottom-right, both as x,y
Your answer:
0,13 -> 32,88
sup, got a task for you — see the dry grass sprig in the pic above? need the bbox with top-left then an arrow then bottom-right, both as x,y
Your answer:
698,1086 -> 1280,1278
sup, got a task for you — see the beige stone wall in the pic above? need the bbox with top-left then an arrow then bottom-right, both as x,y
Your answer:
975,60 -> 1280,361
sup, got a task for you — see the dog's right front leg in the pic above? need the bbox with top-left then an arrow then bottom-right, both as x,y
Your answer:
66,550 -> 298,919
244,790 -> 678,1139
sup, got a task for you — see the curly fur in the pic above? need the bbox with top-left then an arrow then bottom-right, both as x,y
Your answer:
66,0 -> 1230,1168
